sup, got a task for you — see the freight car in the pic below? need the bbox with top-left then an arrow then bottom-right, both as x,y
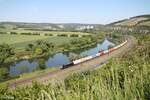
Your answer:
61,40 -> 127,69
73,56 -> 93,65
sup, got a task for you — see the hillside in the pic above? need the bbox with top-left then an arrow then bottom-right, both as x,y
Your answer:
110,15 -> 150,27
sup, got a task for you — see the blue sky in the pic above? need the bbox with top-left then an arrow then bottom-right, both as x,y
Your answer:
0,0 -> 150,24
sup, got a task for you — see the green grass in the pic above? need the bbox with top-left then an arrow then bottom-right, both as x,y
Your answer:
0,31 -> 92,50
0,34 -> 48,45
11,36 -> 78,49
0,28 -> 91,35
0,34 -> 78,49
138,20 -> 150,26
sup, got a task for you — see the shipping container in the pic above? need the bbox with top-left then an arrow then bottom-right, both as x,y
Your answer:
73,56 -> 93,64
99,51 -> 105,56
104,50 -> 109,54
108,48 -> 115,52
96,53 -> 100,57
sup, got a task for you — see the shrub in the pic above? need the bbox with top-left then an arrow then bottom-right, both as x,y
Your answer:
57,34 -> 68,37
0,32 -> 6,34
10,32 -> 18,35
45,34 -> 53,36
32,33 -> 40,35
82,35 -> 91,37
70,34 -> 79,37
0,68 -> 9,81
21,33 -> 32,35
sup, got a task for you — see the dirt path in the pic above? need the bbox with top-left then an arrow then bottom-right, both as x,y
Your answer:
9,35 -> 137,89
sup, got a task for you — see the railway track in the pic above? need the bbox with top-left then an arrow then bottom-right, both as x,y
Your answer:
9,35 -> 137,89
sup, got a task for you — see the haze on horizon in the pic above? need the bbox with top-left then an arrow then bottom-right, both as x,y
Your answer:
0,0 -> 150,24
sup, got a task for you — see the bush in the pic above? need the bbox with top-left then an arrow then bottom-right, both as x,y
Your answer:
82,35 -> 91,37
0,68 -> 9,81
0,44 -> 14,64
0,32 -> 7,34
21,33 -> 32,35
34,47 -> 43,55
32,33 -> 40,35
57,34 -> 68,37
10,32 -> 18,35
70,34 -> 79,37
45,34 -> 53,36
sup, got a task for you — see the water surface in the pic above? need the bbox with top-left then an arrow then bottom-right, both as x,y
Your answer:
9,38 -> 115,76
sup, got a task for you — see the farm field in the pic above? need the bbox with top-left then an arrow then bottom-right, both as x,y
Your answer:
0,34 -> 48,45
0,28 -> 91,35
0,34 -> 80,49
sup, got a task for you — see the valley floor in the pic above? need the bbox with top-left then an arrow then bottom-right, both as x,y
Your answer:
7,35 -> 136,89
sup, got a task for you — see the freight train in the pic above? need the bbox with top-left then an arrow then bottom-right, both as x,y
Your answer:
61,40 -> 127,69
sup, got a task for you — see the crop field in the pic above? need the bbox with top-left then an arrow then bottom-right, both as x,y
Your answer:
0,28 -> 91,35
0,34 -> 48,45
0,34 -> 79,49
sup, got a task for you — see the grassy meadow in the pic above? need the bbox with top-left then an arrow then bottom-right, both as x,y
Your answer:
0,30 -> 105,66
0,30 -> 91,49
10,30 -> 91,35
0,34 -> 48,45
0,34 -> 78,49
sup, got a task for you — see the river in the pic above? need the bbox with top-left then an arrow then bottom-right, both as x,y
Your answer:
9,38 -> 115,76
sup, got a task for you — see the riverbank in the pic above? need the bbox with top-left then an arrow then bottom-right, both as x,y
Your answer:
0,34 -> 105,83
0,67 -> 59,88
2,35 -> 127,85
4,35 -> 137,89
3,35 -> 104,65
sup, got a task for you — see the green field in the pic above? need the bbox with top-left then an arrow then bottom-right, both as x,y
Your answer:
0,34 -> 79,49
0,34 -> 48,45
0,28 -> 92,49
0,28 -> 91,35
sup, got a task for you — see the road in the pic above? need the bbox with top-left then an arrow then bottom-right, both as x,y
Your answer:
9,35 -> 137,89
